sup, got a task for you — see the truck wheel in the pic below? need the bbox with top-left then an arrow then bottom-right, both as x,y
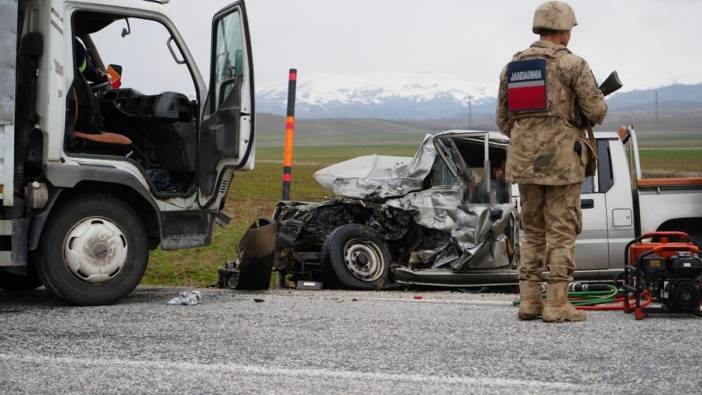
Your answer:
321,224 -> 390,290
0,270 -> 42,291
35,194 -> 148,306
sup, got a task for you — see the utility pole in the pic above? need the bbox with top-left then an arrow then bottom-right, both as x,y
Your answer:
654,90 -> 659,133
468,95 -> 473,130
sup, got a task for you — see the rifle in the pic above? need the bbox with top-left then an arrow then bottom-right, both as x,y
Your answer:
579,71 -> 623,177
599,71 -> 623,97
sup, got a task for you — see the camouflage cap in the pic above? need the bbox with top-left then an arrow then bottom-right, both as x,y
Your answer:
532,1 -> 578,33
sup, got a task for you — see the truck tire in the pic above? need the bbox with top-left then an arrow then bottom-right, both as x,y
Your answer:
35,194 -> 149,306
0,270 -> 42,291
321,224 -> 390,290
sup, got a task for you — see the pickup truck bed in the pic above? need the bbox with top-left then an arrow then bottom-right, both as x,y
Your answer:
637,177 -> 702,242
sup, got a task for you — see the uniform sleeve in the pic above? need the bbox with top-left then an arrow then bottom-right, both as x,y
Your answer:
496,65 -> 510,136
573,59 -> 607,126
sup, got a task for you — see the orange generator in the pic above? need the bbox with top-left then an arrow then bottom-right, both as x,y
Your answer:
623,232 -> 702,320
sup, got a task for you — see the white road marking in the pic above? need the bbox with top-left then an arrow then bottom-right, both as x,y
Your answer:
362,296 -> 514,306
0,353 -> 599,391
256,291 -> 516,306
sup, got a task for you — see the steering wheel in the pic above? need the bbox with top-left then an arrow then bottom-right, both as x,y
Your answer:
90,80 -> 111,93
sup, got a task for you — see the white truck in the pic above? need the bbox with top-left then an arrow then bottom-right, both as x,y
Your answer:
0,0 -> 255,304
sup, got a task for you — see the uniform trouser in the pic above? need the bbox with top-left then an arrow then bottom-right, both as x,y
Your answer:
518,183 -> 582,283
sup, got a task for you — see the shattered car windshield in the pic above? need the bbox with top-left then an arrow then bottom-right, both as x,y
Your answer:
430,154 -> 458,186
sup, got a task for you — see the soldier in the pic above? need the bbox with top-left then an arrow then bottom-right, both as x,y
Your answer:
496,1 -> 607,322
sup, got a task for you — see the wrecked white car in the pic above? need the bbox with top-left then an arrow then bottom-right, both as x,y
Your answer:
272,131 -> 520,289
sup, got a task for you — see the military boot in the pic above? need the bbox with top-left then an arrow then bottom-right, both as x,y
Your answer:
518,281 -> 544,320
542,282 -> 587,323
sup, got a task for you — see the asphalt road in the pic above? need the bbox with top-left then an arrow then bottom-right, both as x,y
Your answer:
1,287 -> 701,394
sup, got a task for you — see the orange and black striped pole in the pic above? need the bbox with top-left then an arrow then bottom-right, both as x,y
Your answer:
282,68 -> 297,200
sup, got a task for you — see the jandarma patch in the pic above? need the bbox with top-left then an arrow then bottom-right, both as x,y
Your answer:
507,58 -> 547,113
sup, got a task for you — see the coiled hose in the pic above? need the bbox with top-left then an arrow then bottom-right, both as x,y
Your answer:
513,283 -> 654,311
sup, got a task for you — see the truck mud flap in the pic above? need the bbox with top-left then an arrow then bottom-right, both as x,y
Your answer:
236,218 -> 277,290
0,218 -> 29,269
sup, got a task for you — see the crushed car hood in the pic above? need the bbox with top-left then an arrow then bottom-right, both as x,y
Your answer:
314,134 -> 437,201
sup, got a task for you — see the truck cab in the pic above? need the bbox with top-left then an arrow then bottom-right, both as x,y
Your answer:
0,0 -> 255,304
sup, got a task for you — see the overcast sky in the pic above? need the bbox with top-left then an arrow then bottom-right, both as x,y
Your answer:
128,0 -> 702,94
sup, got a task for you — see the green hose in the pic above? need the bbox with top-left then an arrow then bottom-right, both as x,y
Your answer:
513,284 -> 620,307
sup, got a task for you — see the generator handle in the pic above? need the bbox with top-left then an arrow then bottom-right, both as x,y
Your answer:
624,239 -> 638,267
638,231 -> 689,241
649,244 -> 699,255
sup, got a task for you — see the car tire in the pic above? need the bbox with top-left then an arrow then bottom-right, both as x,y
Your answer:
35,194 -> 148,306
321,224 -> 390,290
0,269 -> 42,291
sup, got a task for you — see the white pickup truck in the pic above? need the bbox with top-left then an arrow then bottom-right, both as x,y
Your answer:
574,126 -> 702,280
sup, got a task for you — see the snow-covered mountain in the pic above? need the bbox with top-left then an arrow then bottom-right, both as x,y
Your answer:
256,72 -> 498,119
256,72 -> 702,120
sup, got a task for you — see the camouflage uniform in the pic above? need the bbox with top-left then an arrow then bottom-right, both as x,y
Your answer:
497,41 -> 607,186
497,2 -> 607,322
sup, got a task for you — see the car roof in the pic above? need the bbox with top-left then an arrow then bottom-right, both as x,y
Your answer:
436,129 -> 621,141
434,130 -> 510,142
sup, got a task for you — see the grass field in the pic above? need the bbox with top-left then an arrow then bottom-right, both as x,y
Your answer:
638,148 -> 702,176
142,142 -> 702,287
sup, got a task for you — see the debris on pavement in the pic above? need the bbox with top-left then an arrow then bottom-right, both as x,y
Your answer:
167,291 -> 202,306
296,281 -> 323,290
217,261 -> 240,290
220,218 -> 277,291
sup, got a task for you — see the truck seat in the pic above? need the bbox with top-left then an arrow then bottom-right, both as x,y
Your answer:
72,131 -> 131,146
69,71 -> 133,149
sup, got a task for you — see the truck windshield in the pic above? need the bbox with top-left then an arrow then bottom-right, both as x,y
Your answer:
90,17 -> 196,97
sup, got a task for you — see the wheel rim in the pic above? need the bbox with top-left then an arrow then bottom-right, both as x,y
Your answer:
63,217 -> 128,284
343,239 -> 384,282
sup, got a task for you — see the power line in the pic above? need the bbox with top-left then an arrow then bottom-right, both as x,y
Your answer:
468,95 -> 473,130
654,90 -> 659,133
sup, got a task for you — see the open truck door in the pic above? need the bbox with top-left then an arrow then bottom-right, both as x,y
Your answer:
198,1 -> 255,207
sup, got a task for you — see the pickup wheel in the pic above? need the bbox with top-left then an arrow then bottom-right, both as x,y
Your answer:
321,224 -> 390,290
35,194 -> 148,306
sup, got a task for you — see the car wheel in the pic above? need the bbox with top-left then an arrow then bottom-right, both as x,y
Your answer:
0,269 -> 42,291
321,224 -> 390,290
35,194 -> 148,306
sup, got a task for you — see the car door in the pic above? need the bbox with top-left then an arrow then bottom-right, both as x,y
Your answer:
198,1 -> 254,207
574,140 -> 611,274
